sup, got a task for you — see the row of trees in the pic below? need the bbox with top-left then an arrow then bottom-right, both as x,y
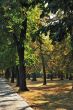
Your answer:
0,0 -> 73,91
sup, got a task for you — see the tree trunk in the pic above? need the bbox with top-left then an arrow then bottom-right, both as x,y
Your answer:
16,65 -> 20,86
31,73 -> 37,81
18,44 -> 28,91
50,73 -> 53,80
39,44 -> 46,85
13,16 -> 28,91
5,68 -> 10,81
66,73 -> 69,79
70,26 -> 73,90
42,56 -> 46,85
60,74 -> 64,80
11,67 -> 15,83
27,73 -> 31,80
69,73 -> 73,80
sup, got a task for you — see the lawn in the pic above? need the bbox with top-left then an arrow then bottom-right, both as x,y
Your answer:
11,79 -> 73,110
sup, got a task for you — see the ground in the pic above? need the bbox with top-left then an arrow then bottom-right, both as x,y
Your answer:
0,78 -> 33,110
11,78 -> 73,110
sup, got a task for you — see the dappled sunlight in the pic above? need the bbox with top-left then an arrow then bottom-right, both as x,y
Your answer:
47,82 -> 58,86
18,79 -> 73,110
34,100 -> 49,104
10,78 -> 73,110
56,108 -> 67,110
0,0 -> 73,110
28,83 -> 43,87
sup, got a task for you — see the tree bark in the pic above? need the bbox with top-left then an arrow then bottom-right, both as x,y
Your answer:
39,44 -> 47,85
17,43 -> 28,91
70,26 -> 73,90
31,73 -> 37,81
16,65 -> 20,86
50,73 -> 53,80
5,68 -> 10,81
13,16 -> 29,91
66,73 -> 69,79
11,67 -> 15,83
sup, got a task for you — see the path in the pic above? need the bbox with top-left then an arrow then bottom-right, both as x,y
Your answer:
0,78 -> 33,110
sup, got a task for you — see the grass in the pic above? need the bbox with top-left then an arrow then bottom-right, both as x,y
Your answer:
11,78 -> 73,110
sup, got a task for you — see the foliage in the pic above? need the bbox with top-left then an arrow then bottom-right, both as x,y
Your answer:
0,0 -> 73,78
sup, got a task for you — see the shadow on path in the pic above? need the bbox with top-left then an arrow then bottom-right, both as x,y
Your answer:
0,78 -> 33,110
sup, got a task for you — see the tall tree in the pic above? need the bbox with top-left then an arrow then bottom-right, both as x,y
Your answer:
0,0 -> 44,91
